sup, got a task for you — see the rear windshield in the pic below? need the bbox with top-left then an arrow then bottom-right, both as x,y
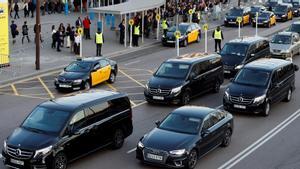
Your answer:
221,43 -> 249,57
234,68 -> 270,87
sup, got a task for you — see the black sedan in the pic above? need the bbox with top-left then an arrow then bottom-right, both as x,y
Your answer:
136,106 -> 234,169
54,57 -> 118,91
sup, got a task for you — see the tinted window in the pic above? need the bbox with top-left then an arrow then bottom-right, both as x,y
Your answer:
110,97 -> 131,114
22,106 -> 71,134
277,64 -> 294,81
251,6 -> 261,12
99,59 -> 109,68
271,35 -> 291,44
169,24 -> 189,34
234,68 -> 271,87
93,63 -> 101,70
274,5 -> 288,13
289,24 -> 300,33
259,12 -> 270,18
65,61 -> 92,72
228,8 -> 243,16
90,102 -> 110,114
159,113 -> 202,134
155,62 -> 190,79
202,118 -> 213,130
221,43 -> 249,57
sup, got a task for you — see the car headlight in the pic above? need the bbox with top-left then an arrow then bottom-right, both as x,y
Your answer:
73,79 -> 83,84
224,89 -> 230,100
263,20 -> 269,23
3,140 -> 7,153
282,15 -> 286,17
253,94 -> 266,104
137,141 -> 144,149
224,17 -> 227,21
281,50 -> 290,54
162,35 -> 165,38
169,149 -> 186,156
252,19 -> 256,22
235,65 -> 243,70
171,86 -> 182,94
145,83 -> 149,91
34,145 -> 53,158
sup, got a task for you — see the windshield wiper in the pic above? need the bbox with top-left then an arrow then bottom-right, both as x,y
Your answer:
23,126 -> 46,134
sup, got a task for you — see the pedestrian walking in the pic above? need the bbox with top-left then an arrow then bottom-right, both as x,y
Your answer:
74,31 -> 81,55
58,23 -> 65,47
56,29 -> 62,52
14,2 -> 20,19
83,16 -> 91,39
95,29 -> 104,56
23,1 -> 29,18
28,0 -> 35,18
133,23 -> 140,47
212,26 -> 224,52
75,17 -> 82,28
51,25 -> 57,49
41,1 -> 45,15
22,21 -> 30,44
66,24 -> 71,48
119,19 -> 125,44
70,27 -> 75,52
10,20 -> 18,44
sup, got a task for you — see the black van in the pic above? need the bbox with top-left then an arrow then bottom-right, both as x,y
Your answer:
223,58 -> 299,116
144,53 -> 224,105
2,90 -> 133,169
220,36 -> 270,77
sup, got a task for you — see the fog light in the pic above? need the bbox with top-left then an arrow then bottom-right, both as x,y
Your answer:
174,160 -> 183,167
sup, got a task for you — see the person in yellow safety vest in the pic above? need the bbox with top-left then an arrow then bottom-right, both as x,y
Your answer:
212,26 -> 224,52
133,23 -> 140,47
95,29 -> 104,56
161,18 -> 169,37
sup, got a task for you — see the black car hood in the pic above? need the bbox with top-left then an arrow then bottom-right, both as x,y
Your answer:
228,82 -> 267,98
221,54 -> 245,67
148,76 -> 185,89
58,71 -> 87,80
7,127 -> 57,150
143,128 -> 196,151
226,16 -> 238,20
166,31 -> 176,38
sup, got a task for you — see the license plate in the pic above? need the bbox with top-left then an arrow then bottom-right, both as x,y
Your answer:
59,84 -> 71,88
147,153 -> 163,161
153,96 -> 164,100
224,70 -> 231,74
167,40 -> 175,43
234,104 -> 246,109
10,159 -> 24,166
228,21 -> 236,24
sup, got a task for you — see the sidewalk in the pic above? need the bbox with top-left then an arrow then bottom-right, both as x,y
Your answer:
0,1 -> 238,85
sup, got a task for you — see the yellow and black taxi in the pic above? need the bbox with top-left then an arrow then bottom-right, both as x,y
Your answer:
282,0 -> 300,16
252,11 -> 276,27
161,23 -> 201,47
250,5 -> 266,19
54,57 -> 118,91
274,3 -> 293,21
224,6 -> 251,26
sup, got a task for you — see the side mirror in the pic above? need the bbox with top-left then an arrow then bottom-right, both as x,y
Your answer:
294,65 -> 299,71
201,129 -> 209,137
229,78 -> 234,82
155,120 -> 161,127
66,126 -> 80,136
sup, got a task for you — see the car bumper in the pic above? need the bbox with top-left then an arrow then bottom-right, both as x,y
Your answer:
224,21 -> 238,26
144,91 -> 182,105
54,80 -> 83,91
2,151 -> 51,169
136,147 -> 188,168
162,38 -> 185,45
223,98 -> 265,114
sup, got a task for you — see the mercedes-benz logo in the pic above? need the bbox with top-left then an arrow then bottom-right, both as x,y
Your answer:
158,89 -> 161,93
15,149 -> 22,156
239,97 -> 244,102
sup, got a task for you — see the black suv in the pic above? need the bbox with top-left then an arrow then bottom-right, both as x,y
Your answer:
220,36 -> 270,76
144,53 -> 224,105
223,58 -> 299,116
2,90 -> 133,169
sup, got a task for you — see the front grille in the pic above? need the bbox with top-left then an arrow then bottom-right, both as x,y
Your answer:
143,147 -> 168,164
7,145 -> 34,160
273,49 -> 281,53
230,95 -> 253,105
149,88 -> 171,96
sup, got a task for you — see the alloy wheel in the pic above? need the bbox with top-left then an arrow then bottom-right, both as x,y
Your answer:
54,153 -> 67,169
221,129 -> 232,147
188,150 -> 198,169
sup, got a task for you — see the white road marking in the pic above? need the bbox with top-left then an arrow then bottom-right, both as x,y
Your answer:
216,105 -> 223,109
124,60 -> 141,66
127,148 -> 137,154
0,154 -> 2,158
218,108 -> 300,169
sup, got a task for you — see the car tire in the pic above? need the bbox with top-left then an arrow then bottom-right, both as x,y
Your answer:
212,80 -> 221,93
112,129 -> 124,149
107,72 -> 116,84
283,88 -> 292,102
52,152 -> 67,169
84,81 -> 90,90
221,128 -> 232,147
262,101 -> 270,117
180,91 -> 190,105
185,149 -> 198,169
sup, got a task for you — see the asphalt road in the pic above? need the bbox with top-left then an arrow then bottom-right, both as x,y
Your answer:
0,18 -> 300,169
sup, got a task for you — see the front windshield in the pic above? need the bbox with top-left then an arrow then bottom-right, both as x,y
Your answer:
22,106 -> 71,135
288,24 -> 300,33
228,9 -> 243,16
234,68 -> 270,87
283,0 -> 292,3
221,43 -> 249,57
259,13 -> 270,18
251,7 -> 261,12
155,62 -> 190,79
65,61 -> 92,72
159,113 -> 202,134
269,0 -> 278,2
169,25 -> 189,34
271,35 -> 291,44
274,6 -> 287,13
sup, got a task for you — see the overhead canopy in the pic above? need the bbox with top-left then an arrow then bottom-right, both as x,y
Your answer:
90,0 -> 165,15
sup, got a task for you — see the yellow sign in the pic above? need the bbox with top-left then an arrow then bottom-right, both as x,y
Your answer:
203,24 -> 209,31
0,0 -> 9,66
189,9 -> 193,15
174,31 -> 181,39
237,17 -> 243,23
129,19 -> 134,26
78,27 -> 83,35
156,14 -> 161,21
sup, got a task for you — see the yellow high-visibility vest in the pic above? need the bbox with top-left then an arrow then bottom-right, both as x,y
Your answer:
161,20 -> 168,30
214,30 -> 222,40
134,26 -> 140,35
96,32 -> 103,44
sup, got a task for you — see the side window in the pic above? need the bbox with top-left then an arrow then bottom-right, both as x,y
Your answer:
190,24 -> 196,30
84,108 -> 94,117
110,97 -> 131,115
199,60 -> 210,75
90,102 -> 110,114
99,59 -> 109,68
70,110 -> 86,129
209,57 -> 222,70
247,45 -> 256,57
202,118 -> 212,130
93,63 -> 101,70
190,63 -> 201,78
187,26 -> 192,33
